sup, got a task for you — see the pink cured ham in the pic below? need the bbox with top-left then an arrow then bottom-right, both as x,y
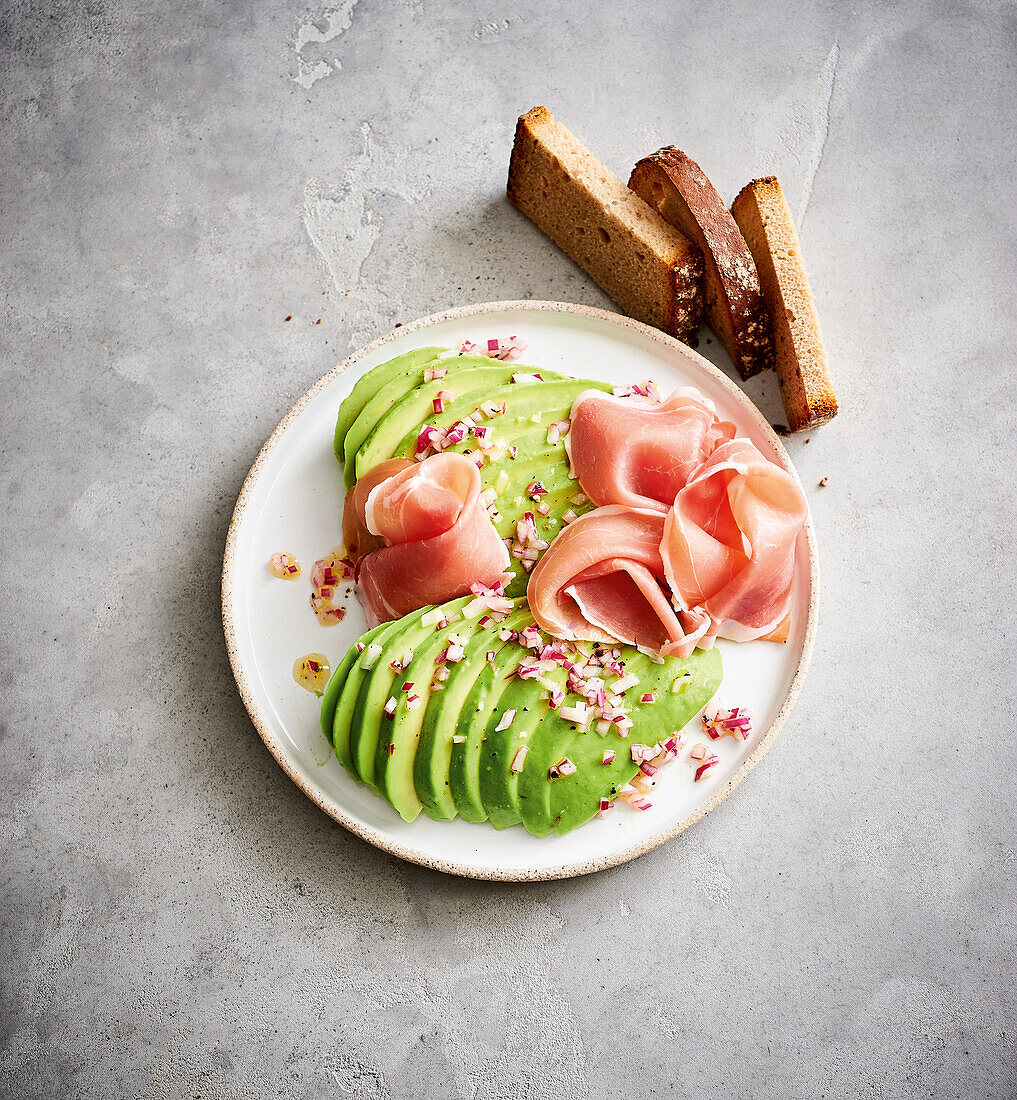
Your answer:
566,389 -> 736,511
661,438 -> 807,642
526,506 -> 710,657
342,458 -> 414,567
354,452 -> 510,626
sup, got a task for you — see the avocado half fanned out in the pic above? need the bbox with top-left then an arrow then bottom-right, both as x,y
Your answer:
321,347 -> 722,836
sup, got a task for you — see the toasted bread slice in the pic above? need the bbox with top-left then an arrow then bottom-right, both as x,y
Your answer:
731,177 -> 838,430
630,147 -> 772,379
507,107 -> 703,342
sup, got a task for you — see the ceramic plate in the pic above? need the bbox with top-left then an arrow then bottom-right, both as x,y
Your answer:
222,301 -> 818,880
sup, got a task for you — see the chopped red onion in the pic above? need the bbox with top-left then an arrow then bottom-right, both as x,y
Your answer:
694,753 -> 720,782
495,709 -> 516,732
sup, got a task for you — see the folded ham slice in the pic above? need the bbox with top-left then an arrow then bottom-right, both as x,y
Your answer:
526,506 -> 709,657
566,388 -> 736,511
341,458 -> 414,567
661,438 -> 807,642
351,452 -> 510,626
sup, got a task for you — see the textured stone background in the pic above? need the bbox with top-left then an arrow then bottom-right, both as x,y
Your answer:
2,1 -> 1015,1097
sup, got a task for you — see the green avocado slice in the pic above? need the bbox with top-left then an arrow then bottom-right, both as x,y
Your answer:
334,346 -> 446,459
346,612 -> 425,790
415,602 -> 530,820
353,367 -> 566,484
515,701 -> 583,838
343,356 -> 564,485
321,623 -> 386,758
342,362 -> 443,477
334,622 -> 409,783
447,633 -> 530,823
388,377 -> 608,469
373,597 -> 475,822
549,647 -> 724,836
477,671 -> 560,830
513,649 -> 723,837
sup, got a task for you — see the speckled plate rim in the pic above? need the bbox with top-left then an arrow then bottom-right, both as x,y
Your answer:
221,299 -> 819,882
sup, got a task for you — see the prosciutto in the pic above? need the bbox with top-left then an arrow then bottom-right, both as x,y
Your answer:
526,506 -> 710,657
566,389 -> 736,511
341,458 -> 414,567
661,438 -> 807,642
351,452 -> 510,626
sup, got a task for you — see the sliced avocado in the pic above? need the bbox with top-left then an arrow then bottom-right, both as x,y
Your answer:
447,664 -> 499,823
373,596 -> 475,822
346,612 -> 425,790
332,621 -> 409,783
515,699 -> 584,838
388,376 -> 606,469
343,355 -> 561,486
354,366 -> 565,483
477,670 -> 561,830
515,650 -> 656,837
447,637 -> 528,823
321,623 -> 386,754
334,346 -> 446,459
349,370 -> 608,589
551,647 -> 723,835
329,350 -> 726,838
415,602 -> 530,820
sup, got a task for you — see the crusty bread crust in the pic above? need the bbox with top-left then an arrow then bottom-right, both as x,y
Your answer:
508,107 -> 703,342
630,147 -> 772,379
731,177 -> 837,431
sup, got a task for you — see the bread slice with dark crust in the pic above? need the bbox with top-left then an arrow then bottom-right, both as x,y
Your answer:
507,107 -> 703,342
731,177 -> 838,430
630,147 -> 773,379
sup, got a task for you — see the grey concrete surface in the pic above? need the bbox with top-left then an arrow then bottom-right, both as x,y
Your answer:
2,0 -> 1015,1096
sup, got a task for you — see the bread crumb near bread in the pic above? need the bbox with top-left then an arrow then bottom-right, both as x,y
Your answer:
507,106 -> 703,342
731,177 -> 838,431
630,147 -> 773,379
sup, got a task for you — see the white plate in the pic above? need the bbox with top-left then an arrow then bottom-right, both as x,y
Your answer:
222,301 -> 818,880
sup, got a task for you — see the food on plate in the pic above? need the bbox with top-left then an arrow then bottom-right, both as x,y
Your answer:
661,437 -> 807,643
566,387 -> 735,511
269,551 -> 302,578
307,549 -> 352,625
526,505 -> 710,658
333,341 -> 607,598
548,385 -> 806,651
629,146 -> 773,379
319,585 -> 721,832
312,341 -> 805,835
293,653 -> 330,694
507,106 -> 703,342
342,457 -> 414,565
352,452 -> 511,627
731,177 -> 838,430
